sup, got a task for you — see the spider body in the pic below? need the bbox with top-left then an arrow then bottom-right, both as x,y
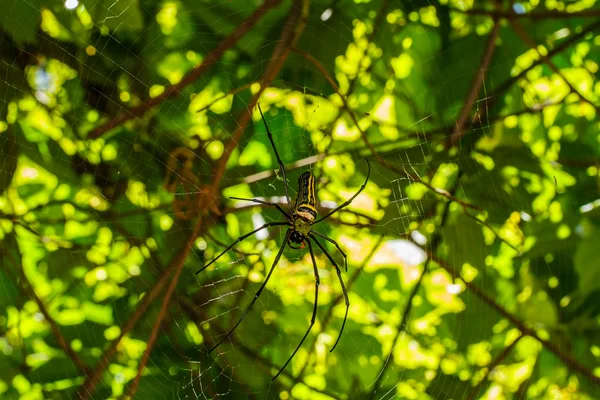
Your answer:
289,172 -> 318,249
196,103 -> 370,380
294,171 -> 318,222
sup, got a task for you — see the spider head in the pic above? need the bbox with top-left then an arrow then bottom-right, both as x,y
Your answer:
288,230 -> 306,249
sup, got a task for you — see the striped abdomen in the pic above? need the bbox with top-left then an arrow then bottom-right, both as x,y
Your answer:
294,172 -> 318,222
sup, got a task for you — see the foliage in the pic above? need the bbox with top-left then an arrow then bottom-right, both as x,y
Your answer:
0,0 -> 600,399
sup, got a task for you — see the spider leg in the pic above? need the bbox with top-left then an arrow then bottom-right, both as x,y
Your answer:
311,231 -> 348,272
272,239 -> 320,380
313,158 -> 371,225
230,196 -> 291,220
311,236 -> 348,352
257,103 -> 293,214
208,230 -> 290,354
196,222 -> 289,274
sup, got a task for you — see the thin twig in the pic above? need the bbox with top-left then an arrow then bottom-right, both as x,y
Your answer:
450,17 -> 501,146
77,240 -> 192,398
192,83 -> 253,115
489,20 -> 600,112
454,6 -> 600,20
2,236 -> 88,374
509,19 -> 598,110
453,19 -> 600,144
224,197 -> 379,225
464,211 -> 521,253
466,333 -> 524,400
431,255 -> 600,386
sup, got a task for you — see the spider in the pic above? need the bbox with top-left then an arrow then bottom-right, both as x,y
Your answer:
196,103 -> 370,379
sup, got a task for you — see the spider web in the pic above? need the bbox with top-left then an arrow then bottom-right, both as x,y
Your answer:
0,0 -> 599,399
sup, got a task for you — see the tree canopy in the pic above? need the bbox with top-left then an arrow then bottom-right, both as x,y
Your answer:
1,0 -> 600,399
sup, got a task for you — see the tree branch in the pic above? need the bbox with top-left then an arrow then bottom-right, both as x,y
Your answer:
78,2 -> 302,394
123,0 -> 309,397
431,255 -> 600,386
208,0 -> 308,193
450,18 -> 501,146
2,236 -> 88,374
490,20 -> 600,110
453,6 -> 600,20
77,236 -> 195,398
508,19 -> 598,110
124,219 -> 204,397
466,333 -> 524,400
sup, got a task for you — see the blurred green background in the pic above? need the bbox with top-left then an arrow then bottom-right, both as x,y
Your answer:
1,0 -> 600,398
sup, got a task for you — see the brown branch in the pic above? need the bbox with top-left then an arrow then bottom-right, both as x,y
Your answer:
452,19 -> 600,142
450,18 -> 501,146
382,160 -> 483,211
431,255 -> 600,386
88,0 -> 284,139
77,240 -> 193,398
241,153 -> 326,185
192,83 -> 253,115
231,98 -> 557,184
491,20 -> 600,108
123,1 -> 309,397
508,19 -> 598,110
466,333 -> 524,400
292,46 -> 379,158
292,47 -> 340,92
79,1 -> 303,394
463,211 -> 521,253
2,237 -> 88,374
454,6 -> 600,20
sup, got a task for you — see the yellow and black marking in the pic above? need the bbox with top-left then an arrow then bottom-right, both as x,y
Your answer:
294,171 -> 318,222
